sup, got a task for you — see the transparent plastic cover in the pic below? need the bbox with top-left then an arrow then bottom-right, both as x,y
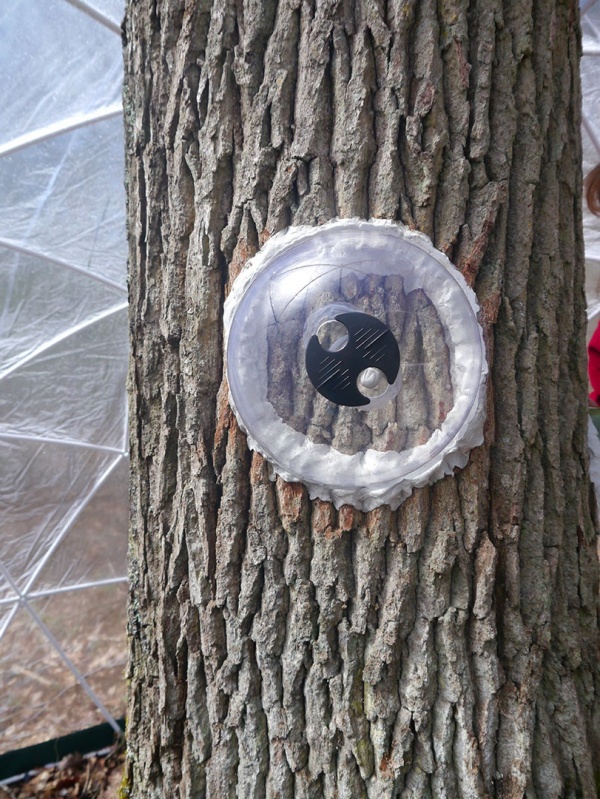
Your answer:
225,219 -> 488,510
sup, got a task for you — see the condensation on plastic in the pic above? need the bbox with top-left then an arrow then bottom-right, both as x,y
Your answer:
225,219 -> 488,511
0,0 -> 127,755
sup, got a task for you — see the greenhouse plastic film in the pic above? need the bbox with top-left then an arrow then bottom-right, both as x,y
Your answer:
582,2 -> 600,320
0,0 -> 127,754
0,0 -> 122,152
0,117 -> 128,286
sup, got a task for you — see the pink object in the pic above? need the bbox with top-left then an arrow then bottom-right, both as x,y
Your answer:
588,322 -> 600,405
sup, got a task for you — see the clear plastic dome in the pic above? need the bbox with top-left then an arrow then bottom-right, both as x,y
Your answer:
225,219 -> 488,510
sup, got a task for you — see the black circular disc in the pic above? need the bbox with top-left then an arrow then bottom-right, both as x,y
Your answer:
305,312 -> 400,407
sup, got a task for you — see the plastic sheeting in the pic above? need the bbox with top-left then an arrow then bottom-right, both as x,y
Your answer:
583,2 -> 600,330
0,0 -> 599,758
0,0 -> 127,753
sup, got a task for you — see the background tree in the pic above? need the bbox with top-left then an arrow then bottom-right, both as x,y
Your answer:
122,1 -> 600,797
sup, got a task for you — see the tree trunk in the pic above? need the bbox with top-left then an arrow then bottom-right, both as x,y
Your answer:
122,1 -> 600,797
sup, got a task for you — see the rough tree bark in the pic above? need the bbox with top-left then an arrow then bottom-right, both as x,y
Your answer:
122,1 -> 600,797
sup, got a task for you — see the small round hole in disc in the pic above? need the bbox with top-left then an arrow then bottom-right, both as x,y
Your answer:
357,367 -> 388,398
317,320 -> 349,352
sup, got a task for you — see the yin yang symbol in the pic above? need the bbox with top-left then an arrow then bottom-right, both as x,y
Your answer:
305,311 -> 400,407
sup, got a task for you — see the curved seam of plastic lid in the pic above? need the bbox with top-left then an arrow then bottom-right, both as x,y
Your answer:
224,219 -> 481,345
224,218 -> 488,511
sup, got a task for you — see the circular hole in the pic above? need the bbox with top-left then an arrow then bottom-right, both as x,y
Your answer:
317,320 -> 349,352
357,367 -> 389,399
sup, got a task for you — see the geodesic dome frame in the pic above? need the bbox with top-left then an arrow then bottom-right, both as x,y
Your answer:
0,0 -> 599,764
0,0 -> 128,755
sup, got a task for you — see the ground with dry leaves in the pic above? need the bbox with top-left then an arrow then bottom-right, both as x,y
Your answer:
0,745 -> 125,799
